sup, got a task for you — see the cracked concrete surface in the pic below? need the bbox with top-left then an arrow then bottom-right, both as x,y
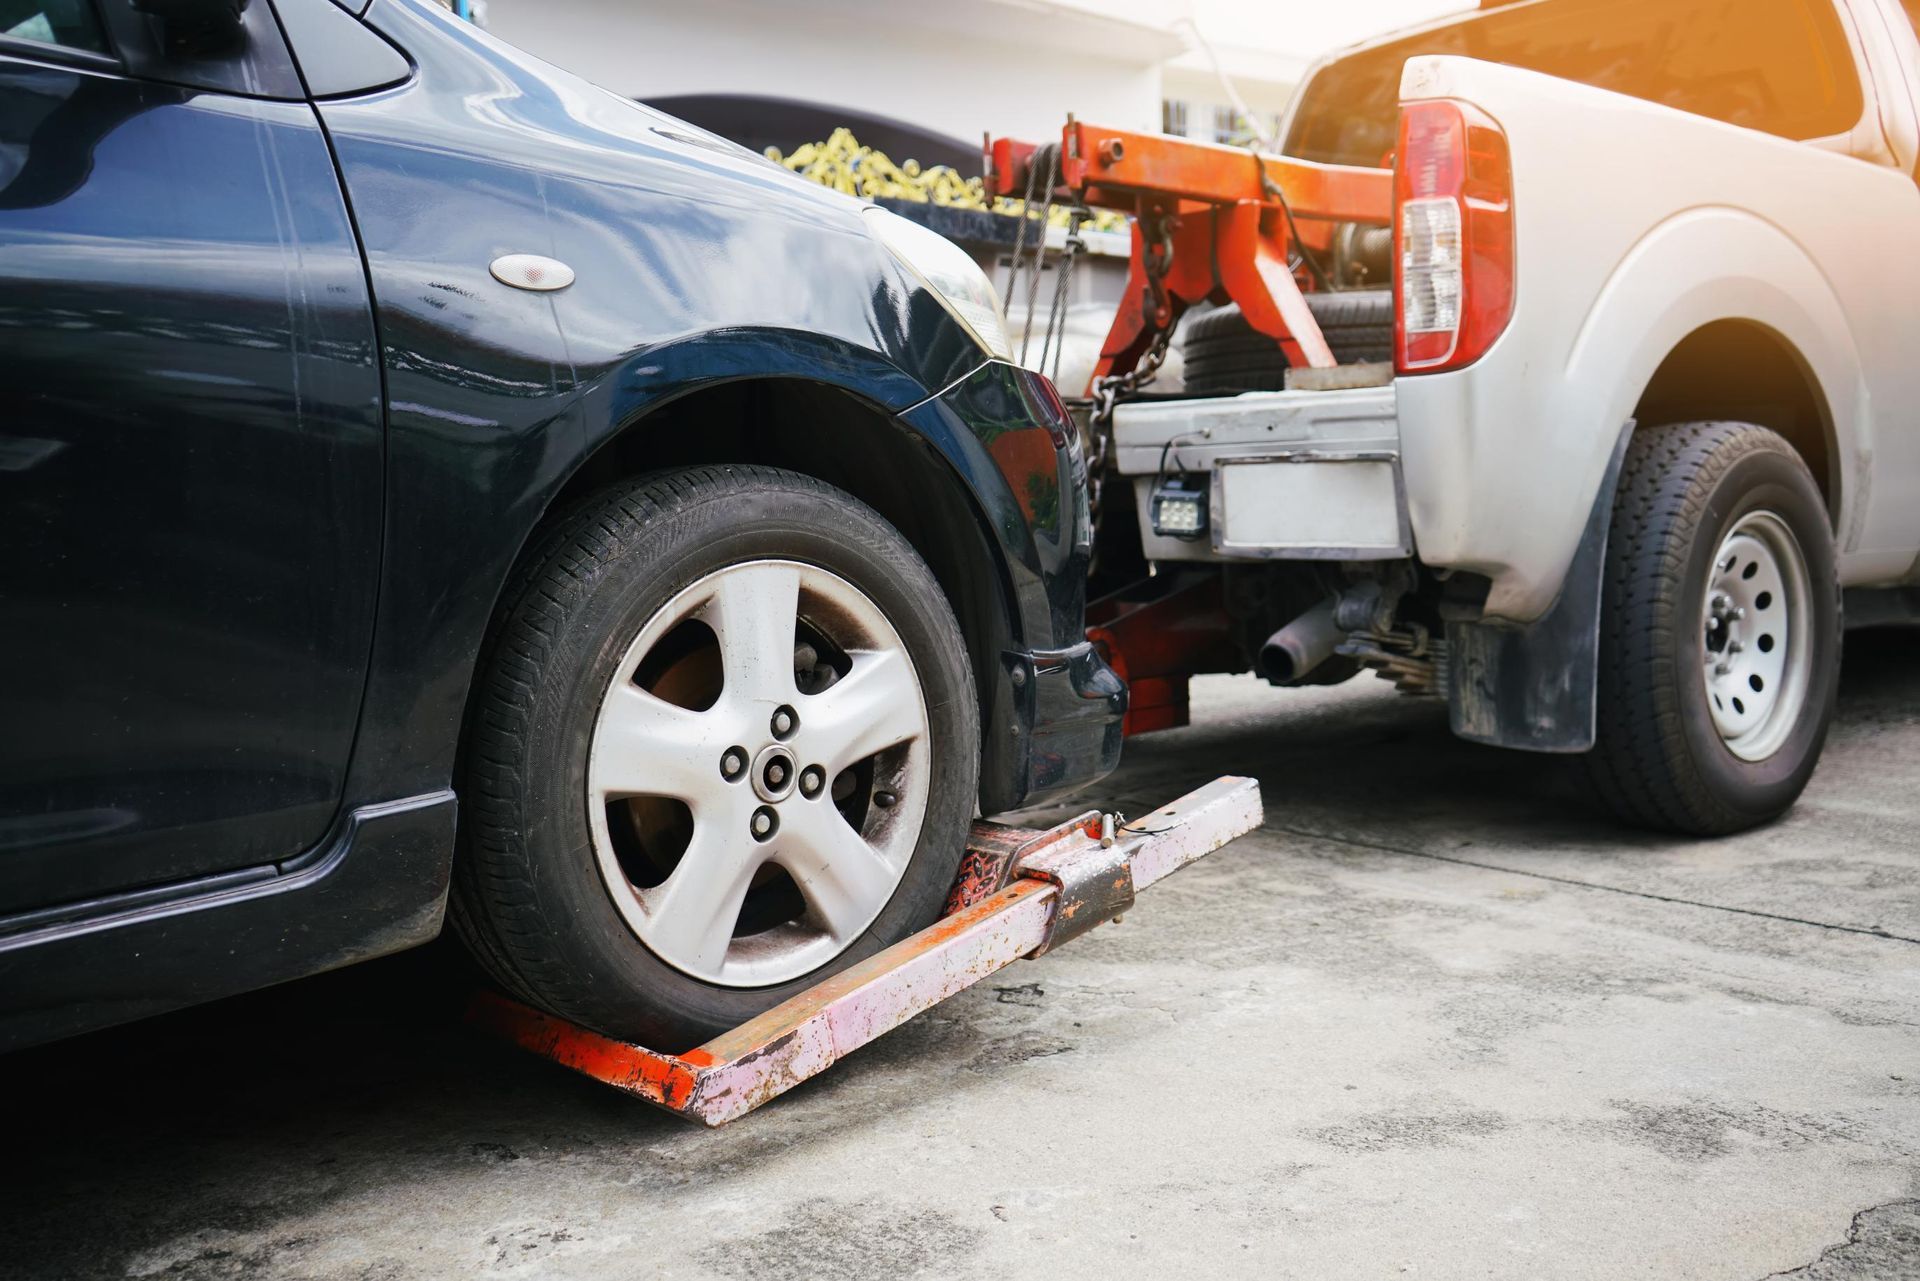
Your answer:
6,630 -> 1919,1279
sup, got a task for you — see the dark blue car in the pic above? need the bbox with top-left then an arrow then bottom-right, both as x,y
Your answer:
0,0 -> 1123,1050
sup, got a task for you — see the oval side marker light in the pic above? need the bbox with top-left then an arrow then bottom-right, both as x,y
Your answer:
490,254 -> 575,292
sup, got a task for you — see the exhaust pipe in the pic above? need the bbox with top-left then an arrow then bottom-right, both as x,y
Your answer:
1258,600 -> 1342,685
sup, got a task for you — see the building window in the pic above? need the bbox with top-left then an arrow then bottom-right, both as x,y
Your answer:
1211,106 -> 1241,144
1161,99 -> 1189,137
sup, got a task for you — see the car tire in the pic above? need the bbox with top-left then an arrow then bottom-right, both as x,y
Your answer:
450,465 -> 979,1051
1181,288 -> 1394,393
1585,422 -> 1840,835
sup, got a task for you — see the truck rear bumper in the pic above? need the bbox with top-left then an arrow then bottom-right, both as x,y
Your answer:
1112,384 -> 1410,562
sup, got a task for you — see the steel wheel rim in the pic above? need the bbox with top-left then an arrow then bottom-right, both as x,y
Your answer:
587,560 -> 931,987
1700,510 -> 1812,762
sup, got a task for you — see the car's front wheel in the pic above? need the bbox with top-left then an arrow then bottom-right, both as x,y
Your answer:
451,465 -> 978,1050
1586,421 -> 1840,834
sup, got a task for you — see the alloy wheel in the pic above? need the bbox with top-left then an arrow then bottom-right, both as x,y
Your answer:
587,560 -> 930,986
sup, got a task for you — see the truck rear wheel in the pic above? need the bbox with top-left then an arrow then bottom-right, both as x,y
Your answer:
450,466 -> 979,1051
1586,422 -> 1839,834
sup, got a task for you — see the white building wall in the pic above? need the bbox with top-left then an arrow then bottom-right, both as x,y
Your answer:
486,0 -> 1169,146
1159,65 -> 1298,142
484,0 -> 1475,155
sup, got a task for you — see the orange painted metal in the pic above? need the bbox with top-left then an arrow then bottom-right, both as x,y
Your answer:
987,121 -> 1392,391
471,776 -> 1262,1126
469,991 -> 703,1112
1087,576 -> 1245,736
1046,123 -> 1390,224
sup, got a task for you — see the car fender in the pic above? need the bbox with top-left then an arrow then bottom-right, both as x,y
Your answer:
567,329 -> 1039,576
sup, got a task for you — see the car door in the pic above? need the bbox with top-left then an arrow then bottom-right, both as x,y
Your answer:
0,0 -> 384,914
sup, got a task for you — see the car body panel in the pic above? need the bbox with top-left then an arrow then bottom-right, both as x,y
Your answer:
908,360 -> 1123,811
0,55 -> 384,912
0,0 -> 1121,1047
0,792 -> 455,1050
317,0 -> 1107,803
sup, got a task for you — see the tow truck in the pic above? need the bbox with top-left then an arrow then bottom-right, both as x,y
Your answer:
979,117 -> 1401,739
979,0 -> 1920,837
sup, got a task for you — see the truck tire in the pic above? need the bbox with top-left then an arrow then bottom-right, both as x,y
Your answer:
1181,288 -> 1394,393
450,465 -> 979,1051
1586,422 -> 1839,835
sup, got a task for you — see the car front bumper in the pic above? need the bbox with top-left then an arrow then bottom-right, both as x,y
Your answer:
913,360 -> 1126,813
1008,638 -> 1126,810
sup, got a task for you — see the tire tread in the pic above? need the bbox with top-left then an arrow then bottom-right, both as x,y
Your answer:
1181,289 -> 1394,393
1584,422 -> 1834,834
450,465 -> 977,1042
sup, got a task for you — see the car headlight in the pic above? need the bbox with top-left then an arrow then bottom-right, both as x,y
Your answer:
864,206 -> 1013,363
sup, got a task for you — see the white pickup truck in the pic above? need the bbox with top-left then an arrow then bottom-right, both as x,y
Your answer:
1104,0 -> 1920,834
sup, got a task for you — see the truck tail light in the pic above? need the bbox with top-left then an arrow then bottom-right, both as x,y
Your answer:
1395,99 -> 1513,374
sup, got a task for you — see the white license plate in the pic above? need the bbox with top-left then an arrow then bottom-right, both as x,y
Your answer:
1213,457 -> 1408,557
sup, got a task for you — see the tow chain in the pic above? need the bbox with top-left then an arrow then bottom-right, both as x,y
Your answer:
1037,207 -> 1088,387
1004,143 -> 1059,368
997,142 -> 1094,390
998,152 -> 1180,473
1089,324 -> 1173,435
1088,214 -> 1177,447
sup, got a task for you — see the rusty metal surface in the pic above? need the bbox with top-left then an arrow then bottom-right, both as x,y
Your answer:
946,824 -> 1036,910
472,776 -> 1262,1126
467,990 -> 699,1112
942,812 -> 1099,915
1114,775 -> 1265,890
1013,829 -> 1135,956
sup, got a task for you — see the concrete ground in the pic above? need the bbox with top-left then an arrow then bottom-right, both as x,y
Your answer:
8,632 -> 1920,1280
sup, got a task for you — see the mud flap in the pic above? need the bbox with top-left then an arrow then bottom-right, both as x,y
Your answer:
1446,422 -> 1633,753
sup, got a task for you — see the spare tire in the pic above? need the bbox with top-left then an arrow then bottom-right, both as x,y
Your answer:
1182,289 -> 1394,393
